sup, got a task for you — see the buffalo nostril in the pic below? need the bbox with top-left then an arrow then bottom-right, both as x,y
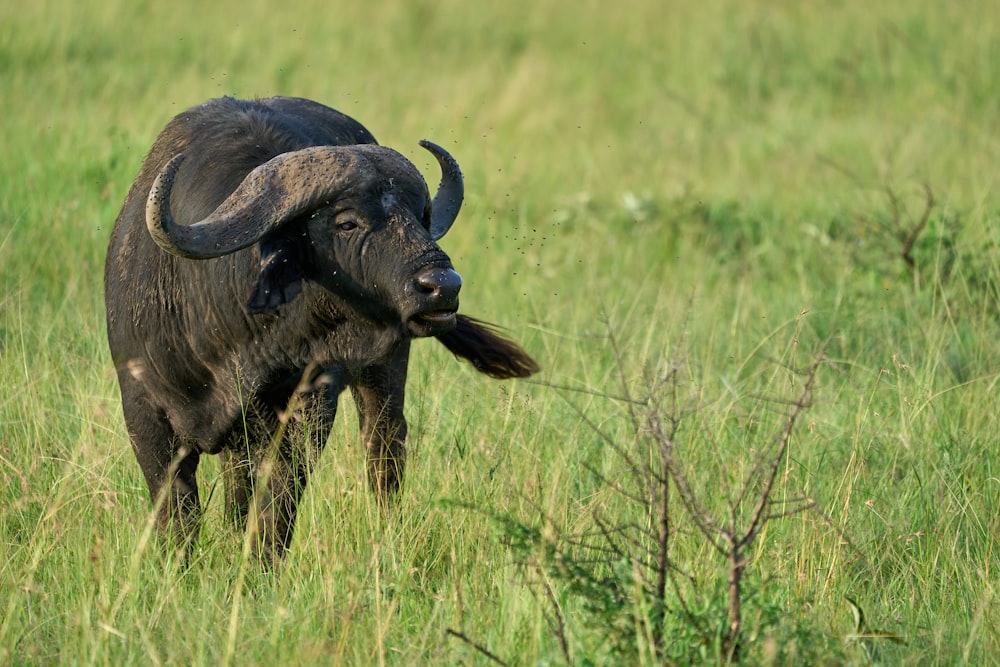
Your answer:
414,268 -> 462,300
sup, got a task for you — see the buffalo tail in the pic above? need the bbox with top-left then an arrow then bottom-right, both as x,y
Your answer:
437,315 -> 539,379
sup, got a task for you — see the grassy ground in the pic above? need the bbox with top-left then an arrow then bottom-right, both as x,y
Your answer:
2,0 -> 999,663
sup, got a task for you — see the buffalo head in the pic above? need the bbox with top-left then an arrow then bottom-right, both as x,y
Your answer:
146,140 -> 465,337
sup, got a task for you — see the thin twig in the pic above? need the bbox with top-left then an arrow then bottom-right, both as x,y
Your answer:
650,413 -> 726,551
445,629 -> 510,666
604,310 -> 639,432
527,378 -> 645,405
559,393 -> 645,474
764,498 -> 816,522
899,183 -> 935,269
739,353 -> 823,549
538,563 -> 574,666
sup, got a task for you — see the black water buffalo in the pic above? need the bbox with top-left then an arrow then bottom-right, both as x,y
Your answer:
104,96 -> 537,564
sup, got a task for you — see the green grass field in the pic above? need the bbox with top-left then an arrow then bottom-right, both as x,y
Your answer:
2,0 -> 999,663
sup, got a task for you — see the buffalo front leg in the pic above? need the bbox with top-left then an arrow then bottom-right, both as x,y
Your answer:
220,402 -> 280,532
244,387 -> 337,566
219,446 -> 253,531
351,343 -> 410,504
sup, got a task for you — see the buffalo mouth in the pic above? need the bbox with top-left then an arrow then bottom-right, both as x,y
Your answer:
404,266 -> 462,336
407,308 -> 458,336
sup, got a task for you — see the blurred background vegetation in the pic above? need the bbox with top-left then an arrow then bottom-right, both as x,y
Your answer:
2,0 -> 998,663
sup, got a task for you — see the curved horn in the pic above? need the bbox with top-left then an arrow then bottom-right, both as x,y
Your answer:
419,140 -> 464,241
146,146 -> 366,259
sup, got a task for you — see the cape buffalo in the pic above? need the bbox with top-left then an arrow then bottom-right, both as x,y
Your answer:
104,96 -> 537,564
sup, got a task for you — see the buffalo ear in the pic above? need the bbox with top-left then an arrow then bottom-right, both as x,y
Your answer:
246,234 -> 305,315
421,202 -> 436,236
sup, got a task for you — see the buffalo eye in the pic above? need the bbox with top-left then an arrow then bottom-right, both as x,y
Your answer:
336,220 -> 358,233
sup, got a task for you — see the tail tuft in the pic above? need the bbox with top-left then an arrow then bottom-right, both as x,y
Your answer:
436,315 -> 539,379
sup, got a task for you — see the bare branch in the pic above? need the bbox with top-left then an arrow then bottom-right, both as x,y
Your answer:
445,629 -> 510,666
884,183 -> 902,237
739,351 -> 824,549
764,497 -> 816,522
650,411 -> 727,554
581,460 -> 664,508
538,564 -> 573,666
558,392 -> 643,474
528,378 -> 645,405
654,457 -> 671,636
815,153 -> 869,189
899,183 -> 935,270
667,565 -> 709,639
603,310 -> 640,433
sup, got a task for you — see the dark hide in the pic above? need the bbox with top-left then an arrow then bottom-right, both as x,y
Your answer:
104,96 -> 537,565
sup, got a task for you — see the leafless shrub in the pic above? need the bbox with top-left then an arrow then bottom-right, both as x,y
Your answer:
473,319 -> 829,665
